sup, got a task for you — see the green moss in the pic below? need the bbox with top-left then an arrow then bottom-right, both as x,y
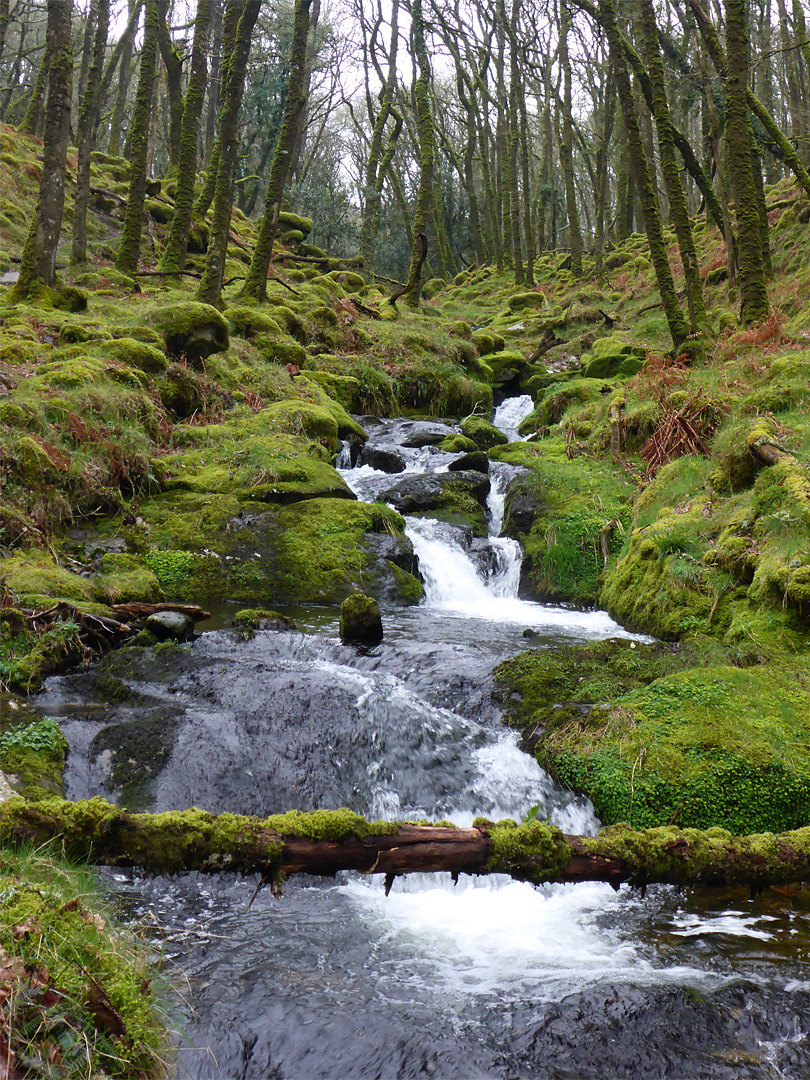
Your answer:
0,716 -> 67,797
0,845 -> 168,1077
252,332 -> 307,367
225,305 -> 284,338
437,434 -> 478,453
533,665 -> 810,833
459,415 -> 508,450
276,210 -> 313,235
151,301 -> 229,362
494,440 -> 633,604
300,370 -> 362,412
92,553 -> 163,604
484,818 -> 571,882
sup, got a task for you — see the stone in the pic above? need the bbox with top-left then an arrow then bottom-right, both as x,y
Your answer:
448,451 -> 489,473
340,592 -> 383,644
360,445 -> 407,473
151,301 -> 229,364
459,415 -> 509,451
145,610 -> 194,642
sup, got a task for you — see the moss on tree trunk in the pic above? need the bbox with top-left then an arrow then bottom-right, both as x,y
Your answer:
72,0 -> 110,265
241,0 -> 313,302
114,0 -> 159,275
158,0 -> 212,273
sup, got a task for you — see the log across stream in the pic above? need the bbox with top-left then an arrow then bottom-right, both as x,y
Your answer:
28,400 -> 810,1079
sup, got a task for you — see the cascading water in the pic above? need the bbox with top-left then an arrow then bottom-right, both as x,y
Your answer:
36,403 -> 810,1079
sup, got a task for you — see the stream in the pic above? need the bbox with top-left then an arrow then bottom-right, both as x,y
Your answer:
36,396 -> 810,1079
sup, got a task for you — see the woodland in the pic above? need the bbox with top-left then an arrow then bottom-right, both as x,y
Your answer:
2,0 -> 810,1075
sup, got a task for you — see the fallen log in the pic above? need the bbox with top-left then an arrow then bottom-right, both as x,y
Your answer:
3,798 -> 810,892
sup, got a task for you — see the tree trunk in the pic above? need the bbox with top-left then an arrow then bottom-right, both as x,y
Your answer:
192,0 -> 239,219
637,0 -> 708,338
0,0 -> 10,66
155,0 -> 183,173
72,0 -> 110,265
203,0 -> 223,167
0,18 -> 26,122
105,0 -> 141,156
114,0 -> 159,274
158,0 -> 212,273
5,798 -> 810,893
723,0 -> 769,324
359,0 -> 399,276
599,0 -> 688,353
518,76 -> 535,284
506,0 -> 523,284
401,0 -> 434,307
558,3 -> 583,277
18,35 -> 49,136
195,0 -> 261,305
13,0 -> 73,296
240,0 -> 313,302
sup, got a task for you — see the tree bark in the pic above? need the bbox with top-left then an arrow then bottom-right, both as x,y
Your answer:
114,0 -> 159,274
558,2 -> 583,277
637,0 -> 708,338
72,0 -> 110,265
18,34 -> 49,136
158,0 -> 212,273
723,0 -> 770,324
359,0 -> 400,277
195,0 -> 261,305
5,798 -> 810,892
400,0 -> 434,307
203,0 -> 223,167
240,0 -> 313,302
192,0 -> 239,219
105,0 -> 142,156
155,0 -> 183,173
599,0 -> 688,353
14,0 -> 73,296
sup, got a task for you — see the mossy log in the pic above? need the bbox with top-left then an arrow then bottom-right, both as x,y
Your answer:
3,798 -> 810,891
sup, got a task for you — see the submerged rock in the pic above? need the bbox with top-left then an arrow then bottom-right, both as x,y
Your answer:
340,592 -> 383,644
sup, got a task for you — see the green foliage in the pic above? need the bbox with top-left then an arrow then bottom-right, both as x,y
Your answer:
0,846 -> 169,1077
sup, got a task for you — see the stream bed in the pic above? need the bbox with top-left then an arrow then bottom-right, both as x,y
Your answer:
36,398 -> 810,1078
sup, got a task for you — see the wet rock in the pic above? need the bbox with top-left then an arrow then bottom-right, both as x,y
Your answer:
145,610 -> 194,642
399,424 -> 454,448
233,609 -> 296,632
360,445 -> 407,473
381,472 -> 490,514
503,473 -> 546,535
448,450 -> 489,473
340,592 -> 383,644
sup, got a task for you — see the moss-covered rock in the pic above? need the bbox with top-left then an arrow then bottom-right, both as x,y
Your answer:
225,305 -> 284,338
503,654 -> 810,834
459,415 -> 508,450
151,301 -> 229,364
300,370 -> 362,413
340,592 -> 383,644
95,337 -> 168,375
277,210 -> 313,235
494,440 -> 633,605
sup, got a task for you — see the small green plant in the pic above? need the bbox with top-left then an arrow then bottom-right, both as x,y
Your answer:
0,716 -> 65,756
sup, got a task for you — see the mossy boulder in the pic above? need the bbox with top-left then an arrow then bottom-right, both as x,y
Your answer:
340,592 -> 383,644
506,291 -> 548,312
494,440 -> 633,605
380,471 -> 490,536
95,337 -> 168,375
137,496 -> 416,605
92,553 -> 162,604
225,306 -> 284,338
151,302 -> 229,364
233,608 -> 295,632
300,371 -> 362,413
277,211 -> 313,235
583,335 -> 646,379
252,333 -> 307,368
438,434 -> 478,453
448,450 -> 489,473
478,349 -> 527,384
422,277 -> 447,300
460,415 -> 508,451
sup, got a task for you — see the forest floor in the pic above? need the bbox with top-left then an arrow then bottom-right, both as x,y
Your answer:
3,119 -> 810,1073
